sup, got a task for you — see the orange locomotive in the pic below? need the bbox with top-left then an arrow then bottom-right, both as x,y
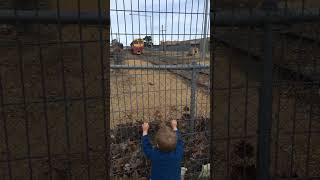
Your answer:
130,38 -> 144,55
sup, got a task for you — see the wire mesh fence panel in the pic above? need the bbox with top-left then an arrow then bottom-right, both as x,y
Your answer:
1,0 -> 320,180
0,0 -> 109,180
211,0 -> 320,179
110,0 -> 210,179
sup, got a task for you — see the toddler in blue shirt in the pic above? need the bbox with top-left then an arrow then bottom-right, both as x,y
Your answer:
141,120 -> 184,180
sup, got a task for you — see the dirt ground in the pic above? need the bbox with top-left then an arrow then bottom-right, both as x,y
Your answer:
112,43 -> 320,178
0,26 -> 110,179
110,58 -> 210,127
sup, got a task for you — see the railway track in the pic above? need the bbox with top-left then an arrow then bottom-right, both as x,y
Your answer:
119,27 -> 320,93
214,30 -> 320,83
213,28 -> 320,123
125,51 -> 211,90
117,29 -> 320,123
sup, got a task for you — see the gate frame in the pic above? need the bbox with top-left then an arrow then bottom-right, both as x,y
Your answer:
0,0 -> 319,178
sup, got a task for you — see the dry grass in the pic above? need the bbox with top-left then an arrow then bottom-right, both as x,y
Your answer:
110,58 -> 210,127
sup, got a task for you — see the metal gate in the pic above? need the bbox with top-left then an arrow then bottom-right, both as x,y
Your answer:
0,0 -> 320,180
110,0 -> 210,179
0,0 -> 110,179
211,0 -> 320,179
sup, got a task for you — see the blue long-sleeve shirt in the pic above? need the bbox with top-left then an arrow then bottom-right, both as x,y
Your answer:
141,130 -> 184,180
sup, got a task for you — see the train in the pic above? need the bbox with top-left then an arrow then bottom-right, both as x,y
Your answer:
130,38 -> 144,55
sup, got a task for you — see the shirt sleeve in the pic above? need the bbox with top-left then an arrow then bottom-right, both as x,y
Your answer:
175,130 -> 184,160
141,135 -> 156,160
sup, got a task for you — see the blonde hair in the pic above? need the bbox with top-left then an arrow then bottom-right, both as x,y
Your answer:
155,126 -> 177,152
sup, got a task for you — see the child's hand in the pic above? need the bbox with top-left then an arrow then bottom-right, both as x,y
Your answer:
171,120 -> 178,131
142,122 -> 149,135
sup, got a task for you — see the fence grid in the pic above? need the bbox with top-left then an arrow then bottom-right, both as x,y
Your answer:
0,0 -> 319,180
110,0 -> 210,179
211,0 -> 320,179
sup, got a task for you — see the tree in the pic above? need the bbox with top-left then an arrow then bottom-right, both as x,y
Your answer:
112,39 -> 118,46
143,36 -> 153,47
112,39 -> 123,48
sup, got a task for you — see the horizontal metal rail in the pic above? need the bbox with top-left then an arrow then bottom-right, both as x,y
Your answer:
110,64 -> 209,70
0,9 -> 319,26
0,10 -> 109,25
214,8 -> 320,26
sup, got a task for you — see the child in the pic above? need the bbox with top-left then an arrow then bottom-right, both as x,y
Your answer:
141,120 -> 184,180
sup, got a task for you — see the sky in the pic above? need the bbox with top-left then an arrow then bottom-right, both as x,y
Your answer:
110,0 -> 210,46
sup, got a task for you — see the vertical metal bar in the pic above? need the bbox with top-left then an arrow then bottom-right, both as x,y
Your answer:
182,0 -> 187,57
145,0 -> 151,119
177,0 -> 182,119
110,19 -> 116,127
199,0 -> 205,56
35,6 -> 53,179
257,13 -> 273,180
210,0 -> 216,178
204,1 -> 211,119
305,25 -> 319,178
115,0 -> 127,128
137,0 -> 145,119
194,0 -> 200,42
158,0 -> 162,117
225,1 -> 235,178
172,0 -> 179,120
201,0 -> 209,62
273,31 -> 284,176
14,8 -> 33,180
289,93 -> 297,176
182,0 -> 188,121
243,15 -> 252,179
190,60 -> 197,132
77,1 -> 90,179
151,8 -> 153,48
97,0 -> 108,178
138,0 -> 141,40
305,15 -> 320,177
114,0 -> 122,124
56,0 -> 72,178
189,0 -> 194,42
164,0 -> 168,121
116,0 -> 128,124
226,43 -> 232,180
152,0 -> 157,120
289,13 -> 305,177
38,37 -> 53,180
305,88 -> 313,177
130,0 -> 140,120
194,1 -> 204,120
0,76 -> 12,180
273,89 -> 281,176
122,0 -> 133,115
169,0 -> 175,119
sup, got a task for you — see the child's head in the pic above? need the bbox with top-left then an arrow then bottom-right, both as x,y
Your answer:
155,126 -> 177,152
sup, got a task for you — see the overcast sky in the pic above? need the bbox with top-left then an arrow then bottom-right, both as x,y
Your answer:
110,0 -> 210,46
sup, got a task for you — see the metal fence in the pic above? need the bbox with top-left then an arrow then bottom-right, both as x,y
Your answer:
211,0 -> 320,179
0,0 -> 320,180
0,0 -> 110,180
110,0 -> 210,179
